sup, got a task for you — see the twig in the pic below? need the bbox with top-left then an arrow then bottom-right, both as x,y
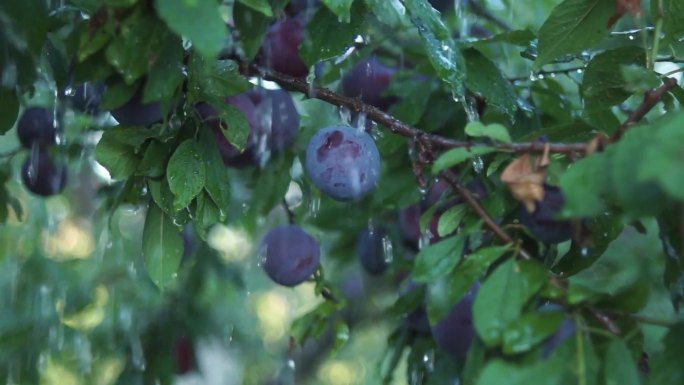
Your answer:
254,66 -> 588,154
586,306 -> 622,335
282,198 -> 296,224
610,77 -> 678,142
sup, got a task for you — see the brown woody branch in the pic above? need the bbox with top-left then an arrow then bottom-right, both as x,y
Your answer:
610,77 -> 678,142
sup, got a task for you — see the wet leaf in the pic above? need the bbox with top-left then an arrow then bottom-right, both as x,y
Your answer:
413,235 -> 467,283
142,203 -> 183,290
155,0 -> 226,59
166,140 -> 206,210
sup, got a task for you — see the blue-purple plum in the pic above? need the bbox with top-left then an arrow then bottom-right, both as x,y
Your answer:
398,204 -> 422,246
356,226 -> 389,275
341,57 -> 397,110
261,17 -> 308,78
402,282 -> 431,334
70,83 -> 105,115
518,184 -> 572,244
260,225 -> 321,287
289,0 -> 320,12
247,88 -> 300,153
21,151 -> 67,197
431,291 -> 476,358
17,107 -> 56,149
111,89 -> 162,126
305,125 -> 381,201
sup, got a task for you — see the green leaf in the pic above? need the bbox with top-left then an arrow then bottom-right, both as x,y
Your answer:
142,203 -> 183,290
472,29 -> 536,47
559,152 -> 610,217
412,235 -> 466,283
475,359 -> 567,385
95,131 -> 142,180
188,56 -> 252,101
432,147 -> 496,174
194,190 -> 221,240
639,110 -> 684,200
620,64 -> 661,93
473,259 -> 548,346
502,311 -> 565,354
105,14 -> 167,84
535,0 -> 614,68
233,3 -> 271,61
463,49 -> 517,120
404,0 -> 466,97
581,46 -> 645,108
464,122 -> 512,143
237,0 -> 273,16
437,204 -> 467,237
198,129 -> 230,218
321,0 -> 354,21
155,0 -> 226,59
136,140 -> 171,178
143,35 -> 184,103
662,0 -> 684,44
166,140 -> 206,210
427,245 -> 509,324
649,323 -> 684,385
0,88 -> 19,135
205,97 -> 250,151
331,319 -> 350,354
604,340 -> 639,385
608,125 -> 669,217
552,215 -> 623,277
148,178 -> 192,227
300,3 -> 364,66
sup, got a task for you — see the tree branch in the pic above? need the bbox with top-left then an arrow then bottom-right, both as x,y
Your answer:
610,77 -> 678,142
254,67 -> 588,155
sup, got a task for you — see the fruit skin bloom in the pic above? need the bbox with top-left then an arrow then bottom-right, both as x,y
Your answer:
305,125 -> 381,201
260,225 -> 320,287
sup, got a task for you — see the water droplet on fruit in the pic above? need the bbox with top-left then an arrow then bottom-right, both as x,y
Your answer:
580,247 -> 589,257
382,235 -> 394,264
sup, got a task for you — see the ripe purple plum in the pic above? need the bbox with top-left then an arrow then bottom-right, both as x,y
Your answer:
70,82 -> 106,115
305,125 -> 381,201
289,0 -> 320,12
356,226 -> 389,275
17,107 -> 56,149
341,57 -> 397,110
518,184 -> 572,244
247,88 -> 300,153
111,89 -> 162,126
21,151 -> 68,197
402,282 -> 431,334
261,17 -> 308,78
260,225 -> 321,287
431,291 -> 476,358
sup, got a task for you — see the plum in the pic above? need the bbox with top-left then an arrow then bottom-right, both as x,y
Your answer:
356,226 -> 389,275
21,151 -> 68,197
111,88 -> 162,126
70,82 -> 106,115
543,318 -> 575,357
402,282 -> 431,335
341,57 -> 397,110
431,290 -> 476,358
17,107 -> 56,149
305,125 -> 381,201
261,17 -> 308,78
260,225 -> 321,287
289,0 -> 320,12
398,204 -> 422,246
518,184 -> 572,244
247,88 -> 300,153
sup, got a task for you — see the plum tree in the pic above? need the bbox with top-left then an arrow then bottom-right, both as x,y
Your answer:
431,291 -> 476,358
70,83 -> 105,115
260,225 -> 320,287
16,107 -> 56,149
341,57 -> 397,110
356,226 -> 389,275
111,88 -> 162,126
305,125 -> 381,201
20,151 -> 68,197
518,184 -> 573,244
260,17 -> 308,78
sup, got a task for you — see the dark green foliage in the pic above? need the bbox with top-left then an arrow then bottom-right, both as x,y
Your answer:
1,0 -> 683,383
